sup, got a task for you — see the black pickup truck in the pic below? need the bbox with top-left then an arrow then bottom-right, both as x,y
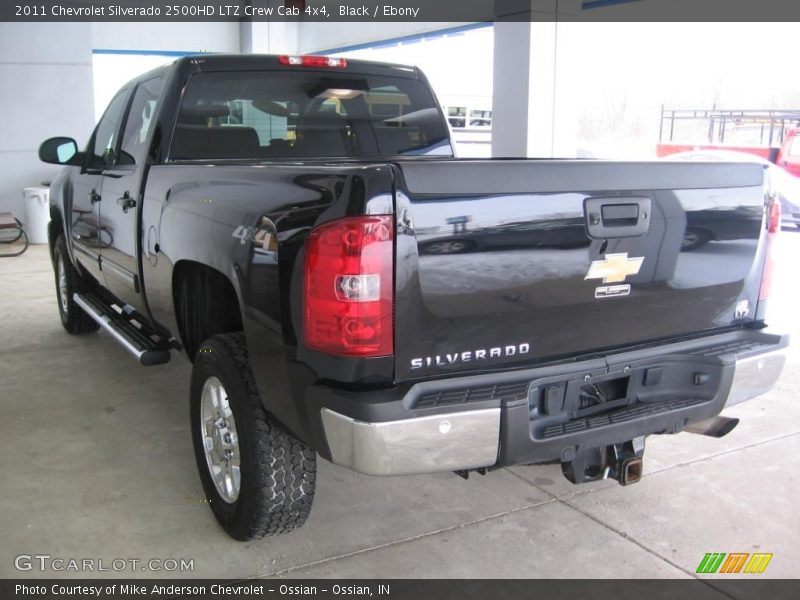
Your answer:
39,54 -> 787,541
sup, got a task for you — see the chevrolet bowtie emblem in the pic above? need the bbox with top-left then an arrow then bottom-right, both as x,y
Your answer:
585,253 -> 644,284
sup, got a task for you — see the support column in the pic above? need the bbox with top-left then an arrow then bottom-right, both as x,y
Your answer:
491,0 -> 582,158
240,13 -> 298,54
491,20 -> 558,158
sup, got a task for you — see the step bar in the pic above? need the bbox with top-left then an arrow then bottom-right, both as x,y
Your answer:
73,293 -> 171,366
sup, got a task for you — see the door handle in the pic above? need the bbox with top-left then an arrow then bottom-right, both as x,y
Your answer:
88,190 -> 101,204
118,192 -> 137,214
585,197 -> 651,239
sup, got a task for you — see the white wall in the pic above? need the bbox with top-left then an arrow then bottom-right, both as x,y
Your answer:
91,22 -> 241,118
296,22 -> 465,54
0,23 -> 95,221
91,22 -> 240,53
0,21 -> 241,220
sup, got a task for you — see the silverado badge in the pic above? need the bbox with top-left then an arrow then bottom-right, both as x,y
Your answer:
585,253 -> 644,284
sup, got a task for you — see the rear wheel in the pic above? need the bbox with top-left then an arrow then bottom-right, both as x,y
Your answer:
53,235 -> 99,335
190,333 -> 316,540
681,228 -> 711,251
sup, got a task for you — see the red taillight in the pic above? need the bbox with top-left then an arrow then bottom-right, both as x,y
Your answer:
767,198 -> 781,234
278,55 -> 347,68
760,199 -> 781,301
304,216 -> 394,357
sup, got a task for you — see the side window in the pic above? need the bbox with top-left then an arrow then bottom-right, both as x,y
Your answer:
89,89 -> 130,169
119,75 -> 165,165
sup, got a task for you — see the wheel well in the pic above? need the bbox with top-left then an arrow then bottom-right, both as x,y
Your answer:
173,261 -> 244,360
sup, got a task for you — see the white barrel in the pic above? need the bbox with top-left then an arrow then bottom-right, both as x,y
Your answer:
23,186 -> 50,244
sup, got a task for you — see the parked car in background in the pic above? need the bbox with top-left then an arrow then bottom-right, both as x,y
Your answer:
779,128 -> 800,177
657,108 -> 800,178
666,150 -> 800,230
418,217 -> 590,254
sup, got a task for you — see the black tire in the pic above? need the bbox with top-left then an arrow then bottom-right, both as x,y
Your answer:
681,228 -> 711,251
53,234 -> 99,335
190,333 -> 316,541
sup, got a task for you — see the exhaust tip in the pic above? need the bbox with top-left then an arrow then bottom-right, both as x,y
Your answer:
620,457 -> 643,486
685,415 -> 739,438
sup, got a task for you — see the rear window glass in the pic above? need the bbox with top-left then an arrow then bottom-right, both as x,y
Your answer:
170,70 -> 453,160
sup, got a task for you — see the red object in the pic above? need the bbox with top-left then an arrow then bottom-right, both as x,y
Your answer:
304,215 -> 394,357
759,200 -> 781,301
656,142 -> 773,160
278,55 -> 347,68
776,129 -> 800,177
657,126 -> 800,177
767,199 -> 782,234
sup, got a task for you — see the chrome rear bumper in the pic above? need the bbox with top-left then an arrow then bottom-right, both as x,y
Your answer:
320,407 -> 500,476
724,348 -> 787,408
319,332 -> 788,477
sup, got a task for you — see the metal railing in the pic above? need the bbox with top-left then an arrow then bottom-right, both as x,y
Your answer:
659,106 -> 800,147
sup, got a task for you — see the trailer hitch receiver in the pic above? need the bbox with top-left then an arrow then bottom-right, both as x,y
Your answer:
561,437 -> 646,486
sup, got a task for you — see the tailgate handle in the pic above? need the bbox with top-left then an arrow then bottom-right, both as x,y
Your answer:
585,197 -> 651,239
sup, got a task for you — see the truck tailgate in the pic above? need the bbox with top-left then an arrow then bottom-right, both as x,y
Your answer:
393,160 -> 767,381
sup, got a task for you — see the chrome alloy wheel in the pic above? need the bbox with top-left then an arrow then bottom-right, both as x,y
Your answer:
56,254 -> 69,314
200,376 -> 241,503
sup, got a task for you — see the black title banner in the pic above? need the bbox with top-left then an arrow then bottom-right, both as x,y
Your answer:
3,579 -> 800,600
4,0 -> 800,22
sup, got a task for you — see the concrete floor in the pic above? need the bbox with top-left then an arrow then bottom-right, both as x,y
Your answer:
1,235 -> 798,580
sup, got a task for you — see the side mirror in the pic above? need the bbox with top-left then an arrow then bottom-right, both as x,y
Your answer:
39,137 -> 81,166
